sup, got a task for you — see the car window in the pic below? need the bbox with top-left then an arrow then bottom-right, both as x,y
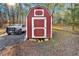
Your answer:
11,24 -> 21,26
22,25 -> 25,27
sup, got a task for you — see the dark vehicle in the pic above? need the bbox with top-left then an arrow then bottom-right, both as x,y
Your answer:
6,24 -> 26,35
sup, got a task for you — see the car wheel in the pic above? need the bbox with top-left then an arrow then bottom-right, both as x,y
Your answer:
18,29 -> 22,35
7,33 -> 11,35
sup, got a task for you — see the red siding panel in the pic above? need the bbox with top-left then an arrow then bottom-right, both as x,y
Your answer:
34,29 -> 44,36
34,19 -> 44,27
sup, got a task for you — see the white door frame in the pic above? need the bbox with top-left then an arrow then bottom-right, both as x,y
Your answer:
32,17 -> 46,38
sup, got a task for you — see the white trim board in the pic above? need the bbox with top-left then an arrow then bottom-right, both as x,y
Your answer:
51,16 -> 52,38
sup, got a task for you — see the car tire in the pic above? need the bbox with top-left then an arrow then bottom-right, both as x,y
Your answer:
7,33 -> 11,35
18,29 -> 22,35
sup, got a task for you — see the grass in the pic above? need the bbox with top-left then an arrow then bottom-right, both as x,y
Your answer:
50,37 -> 57,49
0,29 -> 5,35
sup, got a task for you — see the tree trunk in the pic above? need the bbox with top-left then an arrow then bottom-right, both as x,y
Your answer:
71,3 -> 75,31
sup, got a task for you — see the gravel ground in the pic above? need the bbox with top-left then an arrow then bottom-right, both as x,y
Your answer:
13,30 -> 79,56
0,30 -> 79,56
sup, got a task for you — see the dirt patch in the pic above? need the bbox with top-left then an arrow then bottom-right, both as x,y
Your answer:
0,45 -> 17,56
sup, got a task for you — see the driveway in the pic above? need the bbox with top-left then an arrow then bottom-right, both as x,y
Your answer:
0,33 -> 25,50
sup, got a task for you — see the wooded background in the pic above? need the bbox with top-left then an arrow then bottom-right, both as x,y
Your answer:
0,3 -> 79,31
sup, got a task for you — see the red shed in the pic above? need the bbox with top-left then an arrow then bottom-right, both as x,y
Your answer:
26,6 -> 52,39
